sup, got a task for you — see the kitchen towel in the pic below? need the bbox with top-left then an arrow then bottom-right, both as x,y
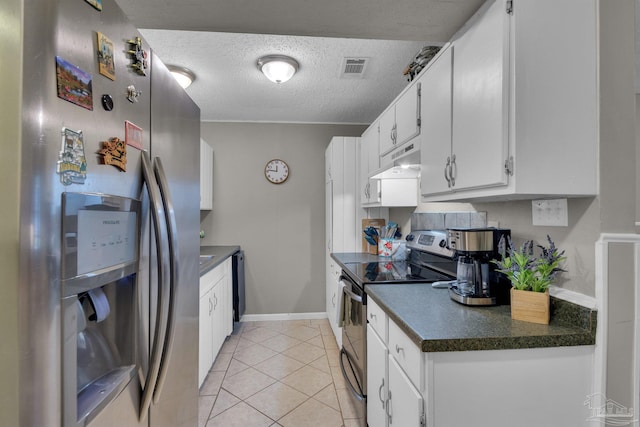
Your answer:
336,279 -> 346,327
87,287 -> 110,322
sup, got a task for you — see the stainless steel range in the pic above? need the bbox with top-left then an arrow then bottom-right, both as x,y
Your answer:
337,230 -> 457,427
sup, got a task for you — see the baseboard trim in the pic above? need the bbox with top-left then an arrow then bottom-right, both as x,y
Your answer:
240,312 -> 328,322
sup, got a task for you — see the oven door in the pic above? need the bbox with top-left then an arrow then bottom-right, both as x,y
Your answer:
339,273 -> 366,426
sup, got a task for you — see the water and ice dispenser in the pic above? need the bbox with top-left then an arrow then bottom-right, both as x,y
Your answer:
61,193 -> 141,426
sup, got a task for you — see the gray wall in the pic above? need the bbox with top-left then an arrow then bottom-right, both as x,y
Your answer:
0,0 -> 21,424
200,122 -> 365,315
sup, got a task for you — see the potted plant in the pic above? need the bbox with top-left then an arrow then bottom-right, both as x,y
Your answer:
493,235 -> 566,324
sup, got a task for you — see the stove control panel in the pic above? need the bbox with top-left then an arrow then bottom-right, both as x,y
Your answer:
406,230 -> 455,258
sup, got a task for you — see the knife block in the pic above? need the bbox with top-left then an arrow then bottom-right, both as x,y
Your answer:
362,219 -> 385,254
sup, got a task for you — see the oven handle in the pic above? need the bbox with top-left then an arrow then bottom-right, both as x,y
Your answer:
339,348 -> 365,402
339,275 -> 363,304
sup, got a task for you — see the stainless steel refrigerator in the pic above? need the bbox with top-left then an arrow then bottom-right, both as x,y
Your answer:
0,0 -> 200,426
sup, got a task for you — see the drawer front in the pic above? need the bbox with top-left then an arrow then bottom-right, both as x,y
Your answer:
388,319 -> 422,386
200,262 -> 226,297
367,297 -> 388,342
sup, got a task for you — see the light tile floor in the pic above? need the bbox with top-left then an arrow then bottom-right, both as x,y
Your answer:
199,319 -> 360,427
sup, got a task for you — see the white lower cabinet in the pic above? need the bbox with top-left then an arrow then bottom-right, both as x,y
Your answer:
367,325 -> 388,427
388,356 -> 424,427
198,257 -> 233,387
367,298 -> 424,427
367,297 -> 594,426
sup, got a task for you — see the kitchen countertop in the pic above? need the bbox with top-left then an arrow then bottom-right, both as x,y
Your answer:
200,245 -> 240,276
332,252 -> 596,352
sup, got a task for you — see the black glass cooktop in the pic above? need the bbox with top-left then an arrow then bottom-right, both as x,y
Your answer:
343,260 -> 454,285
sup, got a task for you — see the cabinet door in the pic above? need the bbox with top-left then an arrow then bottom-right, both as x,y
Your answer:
378,107 -> 396,156
360,125 -> 380,205
420,46 -> 454,197
198,290 -> 213,387
388,356 -> 423,427
451,0 -> 509,191
394,82 -> 421,148
199,139 -> 213,210
211,281 -> 224,356
367,325 -> 388,427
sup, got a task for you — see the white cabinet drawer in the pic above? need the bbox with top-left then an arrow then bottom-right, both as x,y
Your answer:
388,318 -> 422,386
200,261 -> 226,297
367,297 -> 388,341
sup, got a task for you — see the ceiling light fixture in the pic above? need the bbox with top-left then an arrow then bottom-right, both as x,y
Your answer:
257,55 -> 299,84
167,65 -> 196,89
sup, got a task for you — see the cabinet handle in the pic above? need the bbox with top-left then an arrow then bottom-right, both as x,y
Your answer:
332,294 -> 336,307
214,294 -> 218,309
395,344 -> 404,354
378,378 -> 385,408
387,389 -> 393,424
444,157 -> 451,187
369,312 -> 376,320
450,154 -> 457,187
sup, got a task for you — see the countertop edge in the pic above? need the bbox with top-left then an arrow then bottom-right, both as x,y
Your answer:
199,245 -> 241,276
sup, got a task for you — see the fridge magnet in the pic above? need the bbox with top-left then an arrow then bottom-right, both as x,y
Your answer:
101,94 -> 114,111
126,36 -> 148,76
98,137 -> 127,172
55,56 -> 93,111
96,32 -> 115,80
56,127 -> 87,185
125,120 -> 143,150
84,0 -> 102,11
126,85 -> 142,103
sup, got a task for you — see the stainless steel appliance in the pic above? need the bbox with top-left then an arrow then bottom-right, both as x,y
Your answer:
4,0 -> 201,425
446,228 -> 511,306
338,230 -> 458,427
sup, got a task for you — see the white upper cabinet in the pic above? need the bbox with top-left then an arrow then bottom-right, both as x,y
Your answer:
360,125 -> 381,205
421,0 -> 598,202
420,45 -> 454,196
379,82 -> 421,166
450,0 -> 508,193
200,139 -> 214,210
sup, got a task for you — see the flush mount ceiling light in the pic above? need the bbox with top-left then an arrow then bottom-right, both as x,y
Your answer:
257,55 -> 299,84
167,65 -> 196,89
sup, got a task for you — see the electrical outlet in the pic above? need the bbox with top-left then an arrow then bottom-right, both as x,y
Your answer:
531,199 -> 568,227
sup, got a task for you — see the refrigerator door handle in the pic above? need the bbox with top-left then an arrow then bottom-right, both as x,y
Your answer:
152,156 -> 179,404
139,151 -> 171,421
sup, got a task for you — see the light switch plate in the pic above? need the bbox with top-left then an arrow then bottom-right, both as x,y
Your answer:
531,199 -> 568,227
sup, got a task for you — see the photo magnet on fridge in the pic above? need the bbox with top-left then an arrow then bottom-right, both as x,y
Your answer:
84,0 -> 102,11
125,121 -> 143,150
55,56 -> 93,110
56,127 -> 87,185
97,32 -> 116,80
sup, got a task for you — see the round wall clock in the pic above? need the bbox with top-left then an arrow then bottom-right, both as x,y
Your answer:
265,159 -> 289,184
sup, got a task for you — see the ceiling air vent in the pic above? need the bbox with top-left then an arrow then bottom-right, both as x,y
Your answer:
340,57 -> 369,79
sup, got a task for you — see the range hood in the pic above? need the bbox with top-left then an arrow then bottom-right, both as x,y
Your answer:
371,140 -> 421,179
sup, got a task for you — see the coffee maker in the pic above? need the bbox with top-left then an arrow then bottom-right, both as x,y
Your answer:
446,227 -> 511,306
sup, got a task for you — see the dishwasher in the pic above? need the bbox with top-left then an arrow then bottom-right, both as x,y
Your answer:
232,250 -> 245,322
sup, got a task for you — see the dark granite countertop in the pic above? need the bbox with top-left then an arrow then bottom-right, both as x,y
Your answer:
366,284 -> 596,352
200,245 -> 240,276
332,252 -> 596,353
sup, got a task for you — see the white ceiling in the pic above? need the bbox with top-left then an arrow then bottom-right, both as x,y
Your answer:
114,0 -> 487,123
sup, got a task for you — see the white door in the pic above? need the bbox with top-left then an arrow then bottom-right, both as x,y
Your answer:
388,356 -> 423,427
198,289 -> 213,387
420,46 -> 454,196
394,82 -> 421,147
451,0 -> 509,191
367,325 -> 388,427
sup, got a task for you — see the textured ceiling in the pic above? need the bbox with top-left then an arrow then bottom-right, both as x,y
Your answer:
116,0 -> 487,123
141,30 -> 430,123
